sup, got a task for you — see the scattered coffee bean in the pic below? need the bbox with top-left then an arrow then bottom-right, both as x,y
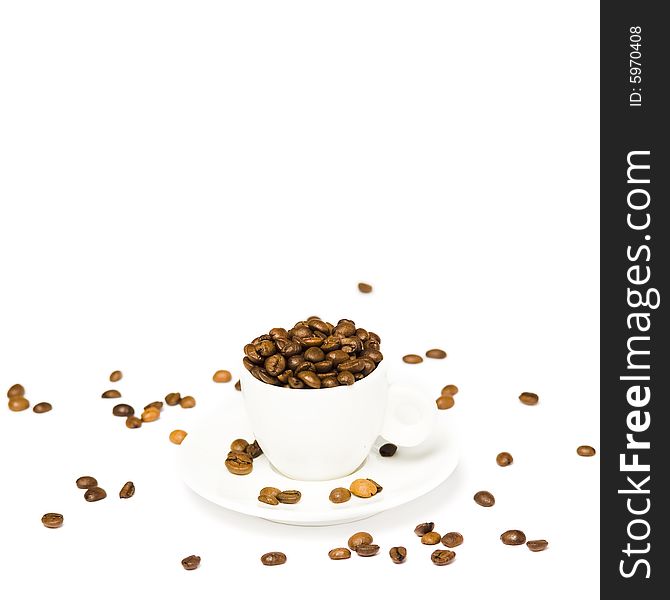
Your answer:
258,494 -> 279,505
442,384 -> 459,396
112,404 -> 134,417
119,481 -> 135,499
276,490 -> 301,504
8,397 -> 29,411
328,547 -> 351,560
358,282 -> 373,293
245,440 -> 263,458
126,416 -> 142,429
519,392 -> 539,405
431,549 -> 456,566
501,530 -> 526,545
7,383 -> 25,398
181,555 -> 201,570
436,395 -> 455,410
144,401 -> 163,411
230,438 -> 249,452
213,369 -> 232,383
102,390 -> 121,399
84,487 -> 107,502
141,407 -> 160,422
414,522 -> 434,536
389,546 -> 407,564
180,396 -> 196,409
33,402 -> 52,413
169,430 -> 188,445
329,487 -> 351,504
442,532 -> 463,548
225,452 -> 253,475
259,487 -> 281,498
348,532 -> 373,550
402,354 -> 423,364
260,552 -> 286,566
350,479 -> 380,498
76,476 -> 98,489
421,532 -> 442,545
379,443 -> 397,457
496,452 -> 513,466
165,392 -> 181,406
577,445 -> 596,457
41,513 -> 64,528
109,371 -> 122,382
426,348 -> 447,359
356,544 -> 380,557
474,491 -> 495,507
526,539 -> 549,552
234,380 -> 241,391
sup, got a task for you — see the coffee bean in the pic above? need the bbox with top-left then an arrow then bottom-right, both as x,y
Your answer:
126,416 -> 142,429
347,532 -> 373,550
442,532 -> 463,548
389,546 -> 407,564
259,487 -> 281,498
329,487 -> 351,503
313,360 -> 334,374
256,340 -> 277,357
338,358 -> 365,373
360,358 -> 376,376
526,539 -> 549,552
141,407 -> 160,422
421,532 -> 441,545
320,336 -> 342,352
243,357 -> 256,372
337,371 -> 355,386
258,494 -> 279,505
234,380 -> 241,391
181,555 -> 201,570
180,396 -> 196,409
577,445 -> 596,457
288,376 -> 305,389
7,383 -> 25,398
264,354 -> 286,376
250,366 -> 263,381
169,429 -> 188,445
334,319 -> 356,337
244,343 -> 263,365
426,348 -> 447,359
362,349 -> 383,363
501,530 -> 526,545
519,392 -> 539,405
354,372 -> 364,381
299,337 -> 324,348
119,481 -> 135,499
246,440 -> 263,459
303,347 -> 325,363
431,550 -> 456,566
291,325 -> 312,339
41,513 -> 64,529
442,384 -> 459,396
402,354 -> 423,364
8,397 -> 30,411
474,491 -> 495,507
109,371 -> 123,382
436,395 -> 455,410
112,404 -> 134,417
102,390 -> 121,398
496,452 -> 513,466
349,479 -> 379,498
230,438 -> 249,452
326,350 -> 349,367
328,548 -> 351,560
297,370 -> 321,389
358,282 -> 373,293
276,490 -> 301,504
76,476 -> 98,489
213,369 -> 232,383
414,522 -> 434,536
258,370 -> 280,386
379,443 -> 397,457
356,544 -> 380,557
307,319 -> 330,334
33,402 -> 52,413
321,377 -> 338,388
281,341 -> 303,357
84,487 -> 107,502
270,327 -> 289,340
225,451 -> 253,475
144,401 -> 164,411
165,392 -> 181,406
260,552 -> 286,566
277,370 -> 292,384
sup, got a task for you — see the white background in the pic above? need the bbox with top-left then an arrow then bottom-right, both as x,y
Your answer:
0,2 -> 599,599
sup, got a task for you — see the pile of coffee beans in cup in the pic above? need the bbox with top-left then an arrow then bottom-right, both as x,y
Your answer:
243,317 -> 383,389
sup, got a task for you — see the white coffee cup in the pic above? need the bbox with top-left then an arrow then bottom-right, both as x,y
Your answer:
241,360 -> 436,481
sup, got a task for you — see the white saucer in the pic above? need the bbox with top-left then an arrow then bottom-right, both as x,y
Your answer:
177,400 -> 459,526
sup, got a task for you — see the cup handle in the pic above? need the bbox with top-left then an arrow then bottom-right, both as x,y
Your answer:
380,382 -> 436,447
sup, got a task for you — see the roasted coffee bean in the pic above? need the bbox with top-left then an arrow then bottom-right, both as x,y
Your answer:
389,546 -> 407,564
321,377 -> 338,388
358,282 -> 373,293
293,361 -> 315,374
526,539 -> 549,552
361,358 -> 376,375
355,328 -> 369,341
364,339 -> 381,351
180,396 -> 196,409
225,451 -> 253,475
442,532 -> 463,548
421,532 -> 442,545
260,552 -> 286,566
496,452 -> 513,466
320,336 -> 342,352
474,491 -> 495,507
431,550 -> 456,566
577,445 -> 596,457
298,337 -> 323,348
341,337 -> 363,354
33,402 -> 52,413
326,350 -> 350,367
291,325 -> 312,339
250,366 -> 263,381
213,369 -> 232,383
414,522 -> 434,536
288,376 -> 305,389
337,371 -> 355,386
307,319 -> 330,334
259,487 -> 281,498
181,555 -> 201,570
501,530 -> 526,545
119,481 -> 135,499
143,401 -> 163,411
356,544 -> 380,557
112,404 -> 134,417
329,487 -> 351,504
269,327 -> 289,340
84,487 -> 107,502
314,360 -> 334,373
259,494 -> 279,505
255,340 -> 277,357
246,440 -> 263,459
76,476 -> 98,489
334,319 -> 356,337
286,355 -> 304,371
234,380 -> 241,391
258,370 -> 280,386
369,331 -> 381,343
317,371 -> 338,379
379,443 -> 397,457
281,341 -> 302,357
303,347 -> 325,363
102,390 -> 121,398
276,490 -> 301,504
230,438 -> 249,452
354,372 -> 364,381
368,479 -> 382,493
277,370 -> 292,384
126,416 -> 142,429
328,547 -> 351,560
338,359 -> 365,373
426,348 -> 447,359
362,349 -> 383,363
42,513 -> 64,528
348,532 -> 373,550
141,407 -> 160,422
244,343 -> 263,364
109,370 -> 122,382
243,357 -> 256,372
297,371 -> 321,389
165,392 -> 181,406
7,383 -> 25,398
402,354 -> 423,364
169,430 -> 188,445
519,391 -> 539,405
264,354 -> 286,376
8,397 -> 29,411
349,479 -> 379,498
442,384 -> 459,396
436,395 -> 455,410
